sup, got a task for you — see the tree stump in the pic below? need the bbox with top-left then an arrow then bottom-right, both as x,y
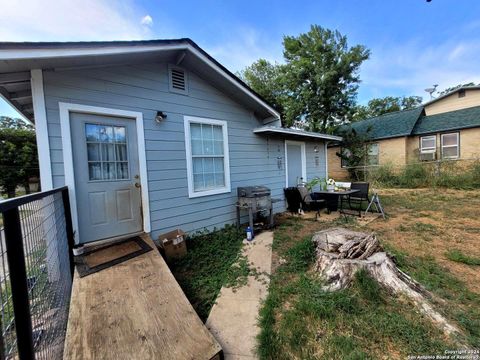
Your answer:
312,228 -> 460,337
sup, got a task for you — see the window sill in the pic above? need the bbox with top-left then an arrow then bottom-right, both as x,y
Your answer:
188,186 -> 231,199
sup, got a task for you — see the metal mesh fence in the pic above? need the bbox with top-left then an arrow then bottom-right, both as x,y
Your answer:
0,188 -> 73,360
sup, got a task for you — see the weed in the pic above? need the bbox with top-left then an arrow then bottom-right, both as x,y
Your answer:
169,225 -> 244,321
446,249 -> 480,266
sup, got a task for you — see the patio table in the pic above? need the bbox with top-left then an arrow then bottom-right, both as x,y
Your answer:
313,189 -> 360,213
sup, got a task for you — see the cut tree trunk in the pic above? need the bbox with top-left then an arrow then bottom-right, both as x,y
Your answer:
312,228 -> 460,337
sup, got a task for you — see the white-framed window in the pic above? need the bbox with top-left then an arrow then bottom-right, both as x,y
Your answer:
184,116 -> 231,198
441,132 -> 460,159
420,135 -> 436,153
367,143 -> 379,165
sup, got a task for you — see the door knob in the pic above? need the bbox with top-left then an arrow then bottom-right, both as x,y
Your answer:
135,182 -> 141,188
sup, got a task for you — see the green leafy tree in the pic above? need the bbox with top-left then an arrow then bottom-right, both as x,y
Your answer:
282,25 -> 370,132
0,116 -> 34,130
352,95 -> 423,122
240,25 -> 370,132
335,126 -> 371,180
238,59 -> 286,119
0,118 -> 38,198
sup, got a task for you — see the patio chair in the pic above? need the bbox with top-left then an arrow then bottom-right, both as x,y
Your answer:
297,186 -> 326,219
349,182 -> 370,214
284,187 -> 303,214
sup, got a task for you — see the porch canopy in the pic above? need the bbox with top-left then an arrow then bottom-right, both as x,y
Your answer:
254,126 -> 342,142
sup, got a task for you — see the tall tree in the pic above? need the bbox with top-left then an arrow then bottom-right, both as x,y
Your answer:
0,117 -> 38,198
282,25 -> 370,132
352,95 -> 423,122
238,59 -> 286,119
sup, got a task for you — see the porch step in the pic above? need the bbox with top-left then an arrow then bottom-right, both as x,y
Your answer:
64,233 -> 222,360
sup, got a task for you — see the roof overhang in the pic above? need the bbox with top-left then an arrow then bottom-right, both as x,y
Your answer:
253,126 -> 342,142
0,39 -> 280,122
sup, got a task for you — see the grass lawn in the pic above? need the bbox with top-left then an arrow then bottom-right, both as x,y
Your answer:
259,188 -> 480,359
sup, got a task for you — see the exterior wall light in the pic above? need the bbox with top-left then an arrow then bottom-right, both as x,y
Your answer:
155,111 -> 167,123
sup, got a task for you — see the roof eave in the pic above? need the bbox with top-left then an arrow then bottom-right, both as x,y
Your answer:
253,126 -> 343,141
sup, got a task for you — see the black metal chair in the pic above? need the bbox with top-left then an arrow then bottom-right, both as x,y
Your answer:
349,182 -> 370,214
284,187 -> 303,214
297,186 -> 326,219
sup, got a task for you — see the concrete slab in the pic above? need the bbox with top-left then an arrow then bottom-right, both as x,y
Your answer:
206,230 -> 274,360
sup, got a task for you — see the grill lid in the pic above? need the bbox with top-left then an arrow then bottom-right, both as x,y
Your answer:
237,186 -> 271,198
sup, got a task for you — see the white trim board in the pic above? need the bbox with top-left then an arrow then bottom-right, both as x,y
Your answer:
284,140 -> 307,187
59,102 -> 150,244
31,69 -> 53,190
184,115 -> 231,198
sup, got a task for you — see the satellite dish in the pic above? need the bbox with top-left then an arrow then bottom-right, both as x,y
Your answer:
424,84 -> 438,99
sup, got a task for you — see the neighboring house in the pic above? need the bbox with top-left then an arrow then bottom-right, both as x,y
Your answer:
0,39 -> 341,245
328,86 -> 480,179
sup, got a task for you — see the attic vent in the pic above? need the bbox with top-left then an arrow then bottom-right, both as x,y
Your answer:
458,89 -> 466,98
169,65 -> 188,94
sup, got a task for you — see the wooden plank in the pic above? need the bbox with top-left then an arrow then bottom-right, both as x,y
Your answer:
64,234 -> 222,360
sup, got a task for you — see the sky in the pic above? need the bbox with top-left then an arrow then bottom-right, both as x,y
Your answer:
1,0 -> 480,119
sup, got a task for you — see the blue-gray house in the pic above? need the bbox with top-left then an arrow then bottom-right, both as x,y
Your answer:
0,39 -> 341,245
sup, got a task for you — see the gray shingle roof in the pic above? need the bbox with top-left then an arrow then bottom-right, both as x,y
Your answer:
347,107 -> 424,140
412,105 -> 480,135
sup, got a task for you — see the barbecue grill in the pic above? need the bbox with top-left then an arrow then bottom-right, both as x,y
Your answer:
236,186 -> 275,231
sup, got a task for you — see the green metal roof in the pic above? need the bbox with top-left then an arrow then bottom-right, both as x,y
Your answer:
348,107 -> 424,140
412,105 -> 480,135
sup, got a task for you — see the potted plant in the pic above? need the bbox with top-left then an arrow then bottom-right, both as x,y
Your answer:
326,178 -> 336,192
305,177 -> 327,192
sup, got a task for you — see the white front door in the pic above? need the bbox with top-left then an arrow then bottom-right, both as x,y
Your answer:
71,113 -> 143,244
285,140 -> 306,187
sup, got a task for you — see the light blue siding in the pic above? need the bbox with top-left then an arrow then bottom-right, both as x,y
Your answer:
42,63 -> 326,238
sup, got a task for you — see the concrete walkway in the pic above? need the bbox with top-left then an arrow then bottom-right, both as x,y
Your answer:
206,231 -> 273,360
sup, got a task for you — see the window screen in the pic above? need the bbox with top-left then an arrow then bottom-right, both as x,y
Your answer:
420,136 -> 436,153
367,143 -> 379,165
441,133 -> 459,159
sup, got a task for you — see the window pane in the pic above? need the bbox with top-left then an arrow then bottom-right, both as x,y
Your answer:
87,143 -> 101,161
116,162 -> 129,179
193,174 -> 204,191
442,133 -> 458,146
203,138 -> 214,155
421,137 -> 435,149
202,124 -> 214,140
115,144 -> 128,161
214,172 -> 225,187
103,162 -> 116,179
204,173 -> 215,188
213,158 -> 224,172
89,162 -> 102,180
192,158 -> 203,175
204,158 -> 214,173
191,139 -> 203,156
114,126 -> 126,143
190,123 -> 202,140
443,146 -> 458,158
213,140 -> 224,155
85,124 -> 99,141
368,143 -> 379,155
99,126 -> 114,143
213,125 -> 223,140
101,144 -> 115,161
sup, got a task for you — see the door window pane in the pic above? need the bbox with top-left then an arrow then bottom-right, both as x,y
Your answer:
85,123 -> 129,181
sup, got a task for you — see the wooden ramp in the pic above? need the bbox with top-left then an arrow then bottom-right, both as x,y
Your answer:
64,234 -> 222,360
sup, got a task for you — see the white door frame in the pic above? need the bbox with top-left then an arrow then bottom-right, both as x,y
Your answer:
59,102 -> 150,245
284,140 -> 307,187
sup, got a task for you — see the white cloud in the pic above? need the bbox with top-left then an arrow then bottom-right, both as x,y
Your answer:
204,27 -> 284,73
141,15 -> 153,27
359,37 -> 480,102
0,0 -> 152,41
